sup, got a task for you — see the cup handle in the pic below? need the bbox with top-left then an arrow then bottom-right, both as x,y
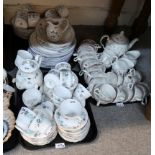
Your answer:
100,35 -> 110,49
79,70 -> 88,76
97,101 -> 101,106
113,56 -> 118,62
34,55 -> 42,67
94,88 -> 100,95
129,68 -> 135,76
128,83 -> 134,89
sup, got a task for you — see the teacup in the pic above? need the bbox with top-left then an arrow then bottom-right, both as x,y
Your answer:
113,86 -> 128,103
87,77 -> 107,93
51,85 -> 72,107
28,12 -> 40,28
55,62 -> 71,71
84,70 -> 106,84
16,107 -> 36,131
60,70 -> 73,88
74,53 -> 99,66
123,50 -> 141,60
131,85 -> 143,102
44,71 -> 60,87
79,64 -> 105,76
72,96 -> 86,107
112,60 -> 129,75
81,58 -> 102,70
22,88 -> 42,108
28,113 -> 52,135
93,84 -> 117,103
15,50 -> 33,68
33,101 -> 54,120
99,52 -> 114,68
73,83 -> 91,100
59,99 -> 83,121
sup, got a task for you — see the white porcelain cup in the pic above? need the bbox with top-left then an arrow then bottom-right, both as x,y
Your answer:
113,86 -> 128,103
33,101 -> 54,120
22,88 -> 42,108
55,62 -> 71,71
73,84 -> 91,100
131,85 -> 143,102
124,50 -> 141,60
16,107 -> 36,131
51,85 -> 72,107
81,58 -> 102,70
94,84 -> 116,103
15,50 -> 33,68
60,70 -> 73,88
59,99 -> 83,121
28,113 -> 52,135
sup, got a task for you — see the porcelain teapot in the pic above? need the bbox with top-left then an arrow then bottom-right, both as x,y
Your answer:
100,31 -> 139,56
14,55 -> 43,90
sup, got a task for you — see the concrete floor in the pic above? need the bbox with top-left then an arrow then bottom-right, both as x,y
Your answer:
4,27 -> 151,155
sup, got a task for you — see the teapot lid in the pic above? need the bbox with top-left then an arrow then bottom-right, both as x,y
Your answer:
111,31 -> 129,44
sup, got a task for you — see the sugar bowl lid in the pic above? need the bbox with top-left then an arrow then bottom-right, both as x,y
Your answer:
111,31 -> 129,44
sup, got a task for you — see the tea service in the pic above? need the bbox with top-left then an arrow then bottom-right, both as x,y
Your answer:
75,35 -> 149,106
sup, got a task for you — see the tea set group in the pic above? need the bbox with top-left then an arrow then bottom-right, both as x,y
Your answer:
3,69 -> 16,143
10,51 -> 91,145
74,32 -> 150,106
4,4 -> 150,149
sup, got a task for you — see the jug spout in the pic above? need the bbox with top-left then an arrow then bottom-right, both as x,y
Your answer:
128,38 -> 139,49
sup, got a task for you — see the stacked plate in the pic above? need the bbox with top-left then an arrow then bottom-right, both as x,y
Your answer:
20,119 -> 57,146
28,18 -> 76,68
54,99 -> 90,142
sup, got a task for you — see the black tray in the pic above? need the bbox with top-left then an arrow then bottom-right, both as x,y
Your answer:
8,68 -> 97,150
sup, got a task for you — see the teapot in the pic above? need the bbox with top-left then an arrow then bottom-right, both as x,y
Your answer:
14,55 -> 43,90
46,18 -> 69,42
100,31 -> 139,57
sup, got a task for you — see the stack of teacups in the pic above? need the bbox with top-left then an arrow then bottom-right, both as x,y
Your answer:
16,106 -> 57,145
43,62 -> 91,108
54,99 -> 90,142
73,40 -> 106,78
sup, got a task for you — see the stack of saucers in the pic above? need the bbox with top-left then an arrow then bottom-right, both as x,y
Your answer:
28,17 -> 76,69
54,99 -> 90,142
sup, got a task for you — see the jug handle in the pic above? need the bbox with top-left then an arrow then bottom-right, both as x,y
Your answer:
35,55 -> 42,67
128,38 -> 139,50
100,35 -> 109,49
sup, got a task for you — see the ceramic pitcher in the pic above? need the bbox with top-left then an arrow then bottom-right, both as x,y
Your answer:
14,55 -> 43,90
